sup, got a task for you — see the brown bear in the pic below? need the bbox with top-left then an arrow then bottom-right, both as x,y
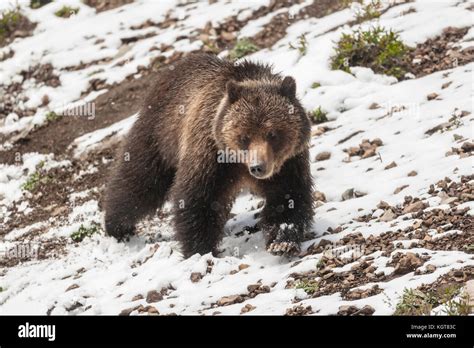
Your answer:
104,53 -> 314,258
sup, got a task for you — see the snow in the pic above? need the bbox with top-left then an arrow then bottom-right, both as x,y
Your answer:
0,0 -> 473,315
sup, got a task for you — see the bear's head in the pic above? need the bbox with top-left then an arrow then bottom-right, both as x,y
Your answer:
214,76 -> 311,179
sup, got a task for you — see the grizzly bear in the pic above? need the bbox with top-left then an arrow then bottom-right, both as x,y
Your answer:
104,53 -> 314,257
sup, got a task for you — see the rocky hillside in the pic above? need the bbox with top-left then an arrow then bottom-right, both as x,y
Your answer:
0,0 -> 473,315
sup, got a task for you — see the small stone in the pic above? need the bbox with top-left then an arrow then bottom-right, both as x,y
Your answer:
427,92 -> 439,100
425,264 -> 436,273
371,138 -> 383,146
190,272 -> 202,283
347,147 -> 360,156
341,188 -> 354,201
240,304 -> 256,314
220,31 -> 235,41
132,294 -> 144,301
407,170 -> 418,177
368,102 -> 380,109
441,81 -> 452,89
361,147 -> 376,159
315,151 -> 331,161
146,290 -> 163,303
384,161 -> 397,170
66,284 -> 79,292
217,295 -> 243,306
394,185 -> 409,194
353,305 -> 375,316
403,201 -> 426,214
313,191 -> 327,202
461,141 -> 474,152
394,252 -> 424,275
247,284 -> 261,293
238,264 -> 250,271
380,209 -> 396,222
119,307 -> 134,316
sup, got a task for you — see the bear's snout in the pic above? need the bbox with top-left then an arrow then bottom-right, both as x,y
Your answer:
248,141 -> 274,179
249,162 -> 267,178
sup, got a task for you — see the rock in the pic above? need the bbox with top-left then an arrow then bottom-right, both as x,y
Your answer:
190,272 -> 202,283
147,306 -> 159,315
394,185 -> 409,194
377,201 -> 390,210
315,151 -> 331,161
337,305 -> 359,316
461,141 -> 474,152
403,201 -> 426,214
341,188 -> 354,201
240,304 -> 256,314
353,305 -> 375,316
427,92 -> 439,100
441,81 -> 452,89
238,264 -> 250,271
146,290 -> 163,303
407,170 -> 418,177
394,252 -> 424,275
132,294 -> 144,301
361,147 -> 376,159
247,284 -> 261,293
425,264 -> 436,273
371,138 -> 383,146
220,31 -> 235,41
368,102 -> 380,109
380,209 -> 396,222
217,295 -> 243,306
384,161 -> 397,170
66,284 -> 79,292
347,146 -> 360,156
313,191 -> 327,202
119,307 -> 134,316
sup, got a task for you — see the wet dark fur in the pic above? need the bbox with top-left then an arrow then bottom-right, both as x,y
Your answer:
104,53 -> 314,258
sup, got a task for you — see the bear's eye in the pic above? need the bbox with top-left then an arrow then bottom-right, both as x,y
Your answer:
267,131 -> 277,140
239,135 -> 250,146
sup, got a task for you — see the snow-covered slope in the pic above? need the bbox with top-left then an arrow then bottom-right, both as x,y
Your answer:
0,0 -> 472,315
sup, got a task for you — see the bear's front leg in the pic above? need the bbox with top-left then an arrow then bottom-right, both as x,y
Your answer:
171,157 -> 234,258
258,151 -> 314,256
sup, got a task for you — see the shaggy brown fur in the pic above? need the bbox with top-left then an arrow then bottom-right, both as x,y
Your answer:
104,53 -> 314,258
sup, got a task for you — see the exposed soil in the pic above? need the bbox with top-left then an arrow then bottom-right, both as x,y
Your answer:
0,12 -> 36,48
408,27 -> 474,77
83,0 -> 134,13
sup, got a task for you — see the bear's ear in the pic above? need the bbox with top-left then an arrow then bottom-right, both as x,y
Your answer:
280,76 -> 296,99
226,80 -> 243,104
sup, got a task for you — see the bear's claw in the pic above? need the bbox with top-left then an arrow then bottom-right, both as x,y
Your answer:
267,241 -> 300,256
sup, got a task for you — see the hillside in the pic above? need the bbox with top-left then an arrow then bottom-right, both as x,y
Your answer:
0,0 -> 473,315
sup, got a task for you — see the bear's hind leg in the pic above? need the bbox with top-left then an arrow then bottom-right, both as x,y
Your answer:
104,135 -> 175,240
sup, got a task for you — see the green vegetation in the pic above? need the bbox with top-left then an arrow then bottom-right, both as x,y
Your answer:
309,106 -> 328,124
355,0 -> 382,22
394,288 -> 437,315
295,279 -> 319,295
330,26 -> 410,80
311,82 -> 321,89
71,224 -> 101,242
229,38 -> 259,60
22,161 -> 51,192
0,7 -> 22,45
289,34 -> 308,56
46,111 -> 60,122
30,0 -> 53,9
55,6 -> 79,18
395,284 -> 472,316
